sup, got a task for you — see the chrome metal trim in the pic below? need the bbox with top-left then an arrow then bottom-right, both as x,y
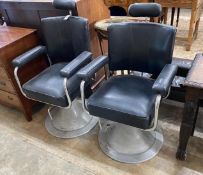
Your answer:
14,67 -> 73,109
47,54 -> 52,65
104,64 -> 110,79
98,120 -> 163,163
163,87 -> 171,99
48,106 -> 53,120
80,80 -> 89,114
64,10 -> 72,20
145,95 -> 161,131
63,78 -> 72,108
14,67 -> 28,98
45,100 -> 98,138
98,119 -> 102,130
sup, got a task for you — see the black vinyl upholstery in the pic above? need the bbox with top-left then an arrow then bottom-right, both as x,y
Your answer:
108,23 -> 175,77
77,56 -> 109,81
87,76 -> 157,129
108,23 -> 176,76
128,3 -> 162,17
60,51 -> 92,78
23,63 -> 80,107
12,46 -> 47,68
41,16 -> 90,64
152,64 -> 178,96
78,22 -> 177,129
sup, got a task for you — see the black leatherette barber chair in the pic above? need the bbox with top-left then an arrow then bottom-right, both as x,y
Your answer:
78,19 -> 178,162
12,0 -> 98,138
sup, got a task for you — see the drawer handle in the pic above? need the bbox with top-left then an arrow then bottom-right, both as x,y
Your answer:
0,81 -> 6,86
7,96 -> 13,101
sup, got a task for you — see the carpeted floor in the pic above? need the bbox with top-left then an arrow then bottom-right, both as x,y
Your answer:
0,9 -> 202,175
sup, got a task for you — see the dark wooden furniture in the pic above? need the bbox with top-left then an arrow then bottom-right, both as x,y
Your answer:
0,26 -> 48,121
176,53 -> 203,160
104,0 -> 152,12
0,0 -> 109,57
170,8 -> 180,27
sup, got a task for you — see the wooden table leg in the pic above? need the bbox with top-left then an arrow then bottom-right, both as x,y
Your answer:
176,8 -> 180,27
163,7 -> 168,24
193,18 -> 200,40
186,6 -> 196,51
176,87 -> 200,160
171,7 -> 175,26
23,108 -> 33,122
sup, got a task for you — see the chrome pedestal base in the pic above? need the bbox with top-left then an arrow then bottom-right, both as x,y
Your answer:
45,100 -> 98,138
98,121 -> 163,163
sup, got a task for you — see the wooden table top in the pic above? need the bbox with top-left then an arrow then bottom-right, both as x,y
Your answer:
0,26 -> 36,50
155,0 -> 203,8
185,53 -> 203,89
94,16 -> 147,31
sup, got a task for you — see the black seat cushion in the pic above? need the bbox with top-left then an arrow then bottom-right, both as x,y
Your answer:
87,75 -> 158,129
23,63 -> 80,107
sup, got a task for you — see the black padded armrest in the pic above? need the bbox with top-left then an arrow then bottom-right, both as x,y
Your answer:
77,55 -> 108,81
12,46 -> 46,68
152,64 -> 178,97
60,51 -> 92,78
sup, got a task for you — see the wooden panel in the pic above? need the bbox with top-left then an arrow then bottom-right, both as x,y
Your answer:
6,10 -> 41,28
0,90 -> 21,109
111,0 -> 128,6
0,26 -> 47,121
0,66 -> 10,80
0,79 -> 15,93
195,3 -> 203,22
154,0 -> 193,8
0,26 -> 36,50
104,0 -> 152,7
77,0 -> 109,57
129,0 -> 152,3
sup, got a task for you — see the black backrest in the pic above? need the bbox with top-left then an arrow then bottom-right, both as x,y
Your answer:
128,3 -> 162,17
108,22 -> 176,76
41,16 -> 90,64
53,0 -> 76,12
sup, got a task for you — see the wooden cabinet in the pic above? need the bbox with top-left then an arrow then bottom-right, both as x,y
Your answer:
104,0 -> 152,11
0,0 -> 110,58
0,26 -> 48,121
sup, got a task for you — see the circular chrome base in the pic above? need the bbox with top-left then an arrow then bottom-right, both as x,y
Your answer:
98,121 -> 163,163
45,100 -> 98,138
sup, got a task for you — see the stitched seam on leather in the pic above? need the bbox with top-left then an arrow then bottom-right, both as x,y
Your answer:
88,102 -> 154,118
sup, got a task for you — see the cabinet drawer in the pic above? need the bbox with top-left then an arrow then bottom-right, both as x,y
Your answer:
0,79 -> 16,93
0,66 -> 9,80
0,90 -> 21,108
